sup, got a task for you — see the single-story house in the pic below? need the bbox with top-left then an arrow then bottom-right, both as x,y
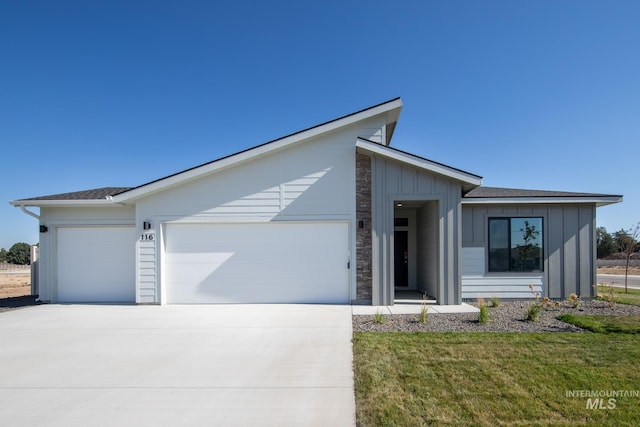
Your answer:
10,98 -> 622,305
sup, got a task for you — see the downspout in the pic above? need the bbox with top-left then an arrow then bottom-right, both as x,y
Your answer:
19,204 -> 40,220
17,204 -> 41,301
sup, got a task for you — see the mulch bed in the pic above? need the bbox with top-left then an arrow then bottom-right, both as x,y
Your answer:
353,300 -> 640,333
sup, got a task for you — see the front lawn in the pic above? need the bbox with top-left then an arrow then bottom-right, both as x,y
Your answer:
558,314 -> 640,334
353,333 -> 640,426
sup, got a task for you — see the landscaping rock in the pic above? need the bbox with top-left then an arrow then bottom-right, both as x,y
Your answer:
352,300 -> 640,333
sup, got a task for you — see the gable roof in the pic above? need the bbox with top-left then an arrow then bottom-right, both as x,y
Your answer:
10,98 -> 403,206
110,97 -> 402,203
463,186 -> 622,207
356,138 -> 482,191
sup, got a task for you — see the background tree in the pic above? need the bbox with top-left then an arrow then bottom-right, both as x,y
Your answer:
0,248 -> 7,262
5,242 -> 31,265
516,220 -> 540,271
616,223 -> 640,293
596,227 -> 618,258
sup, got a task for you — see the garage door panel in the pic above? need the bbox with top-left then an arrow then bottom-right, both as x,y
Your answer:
165,222 -> 349,304
57,227 -> 136,303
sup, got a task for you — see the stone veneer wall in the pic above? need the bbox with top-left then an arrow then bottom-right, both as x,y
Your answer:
355,151 -> 372,303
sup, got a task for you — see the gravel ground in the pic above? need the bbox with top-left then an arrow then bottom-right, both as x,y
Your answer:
353,300 -> 640,333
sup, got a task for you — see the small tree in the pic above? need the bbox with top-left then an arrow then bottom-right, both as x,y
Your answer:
617,223 -> 640,293
0,248 -> 7,262
5,242 -> 31,265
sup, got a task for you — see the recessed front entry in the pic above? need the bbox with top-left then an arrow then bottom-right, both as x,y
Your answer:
393,200 -> 440,301
163,222 -> 350,304
394,230 -> 409,287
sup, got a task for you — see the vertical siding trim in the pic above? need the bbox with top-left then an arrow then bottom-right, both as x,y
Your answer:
579,205 -> 595,297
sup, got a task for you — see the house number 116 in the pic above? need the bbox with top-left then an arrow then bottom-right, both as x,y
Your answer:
141,233 -> 154,241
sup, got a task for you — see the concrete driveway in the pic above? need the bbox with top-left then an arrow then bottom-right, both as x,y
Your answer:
0,304 -> 355,427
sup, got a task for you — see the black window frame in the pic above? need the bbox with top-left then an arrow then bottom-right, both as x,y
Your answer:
488,217 -> 544,273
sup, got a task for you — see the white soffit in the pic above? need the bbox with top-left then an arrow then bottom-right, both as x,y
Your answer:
461,196 -> 623,207
356,138 -> 482,188
9,199 -> 115,207
113,99 -> 403,203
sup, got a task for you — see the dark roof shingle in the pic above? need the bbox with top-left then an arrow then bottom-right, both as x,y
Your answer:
16,187 -> 133,202
464,186 -> 621,199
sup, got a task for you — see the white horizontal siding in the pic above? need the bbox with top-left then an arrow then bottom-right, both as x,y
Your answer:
462,276 -> 544,299
41,206 -> 135,221
462,246 -> 544,299
135,129 -> 367,221
462,247 -> 484,276
138,239 -> 156,303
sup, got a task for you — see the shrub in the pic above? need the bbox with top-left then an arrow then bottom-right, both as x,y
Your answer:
526,284 -> 543,322
567,293 -> 580,308
419,295 -> 428,324
490,296 -> 500,308
478,298 -> 489,324
374,311 -> 385,323
597,283 -> 617,308
526,303 -> 541,322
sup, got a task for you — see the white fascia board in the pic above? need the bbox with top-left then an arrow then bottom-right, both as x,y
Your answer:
356,138 -> 482,186
9,199 -> 116,207
113,99 -> 404,203
461,196 -> 623,207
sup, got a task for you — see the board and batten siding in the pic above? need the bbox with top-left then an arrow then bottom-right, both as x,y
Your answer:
461,203 -> 596,300
37,206 -> 136,302
134,118 -> 386,303
369,153 -> 463,305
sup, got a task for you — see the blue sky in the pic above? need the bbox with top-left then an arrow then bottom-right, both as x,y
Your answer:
1,0 -> 638,250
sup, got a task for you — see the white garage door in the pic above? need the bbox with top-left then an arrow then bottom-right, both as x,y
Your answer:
57,227 -> 136,303
164,222 -> 349,304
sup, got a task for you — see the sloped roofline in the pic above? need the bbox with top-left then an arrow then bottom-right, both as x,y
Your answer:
462,186 -> 622,207
355,138 -> 483,191
9,187 -> 134,207
109,97 -> 403,203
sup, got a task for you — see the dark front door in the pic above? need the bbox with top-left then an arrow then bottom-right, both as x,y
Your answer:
394,230 -> 408,287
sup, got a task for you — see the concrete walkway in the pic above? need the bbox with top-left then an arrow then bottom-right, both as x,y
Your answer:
352,302 -> 479,315
0,304 -> 355,427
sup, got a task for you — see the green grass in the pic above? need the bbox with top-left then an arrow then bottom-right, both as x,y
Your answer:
354,333 -> 640,426
558,314 -> 640,334
597,285 -> 640,306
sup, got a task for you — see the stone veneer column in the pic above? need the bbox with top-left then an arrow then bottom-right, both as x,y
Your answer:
355,152 -> 372,303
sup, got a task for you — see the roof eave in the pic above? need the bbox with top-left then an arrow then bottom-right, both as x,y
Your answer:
9,199 -> 117,207
461,196 -> 623,207
113,98 -> 404,203
356,138 -> 482,189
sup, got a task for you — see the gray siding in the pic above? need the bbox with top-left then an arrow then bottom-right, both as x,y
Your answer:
417,202 -> 438,298
370,154 -> 463,305
461,203 -> 597,299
